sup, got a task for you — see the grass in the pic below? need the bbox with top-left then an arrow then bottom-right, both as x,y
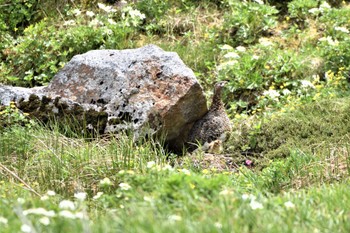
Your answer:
1,114 -> 350,232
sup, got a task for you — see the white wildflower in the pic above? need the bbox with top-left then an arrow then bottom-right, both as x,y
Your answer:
47,190 -> 56,196
63,20 -> 76,26
214,222 -> 223,229
93,192 -> 104,200
100,177 -> 112,186
236,46 -> 246,52
219,189 -> 233,196
107,18 -> 117,25
0,216 -> 8,225
89,19 -> 103,27
59,200 -> 75,210
220,44 -> 233,50
300,80 -> 315,89
98,3 -> 117,13
168,215 -> 182,221
282,89 -> 291,95
86,11 -> 95,17
263,89 -> 280,100
119,182 -> 131,191
146,161 -> 156,169
224,52 -> 240,59
23,208 -> 56,217
143,196 -> 153,202
17,198 -> 25,204
72,9 -> 81,16
21,224 -> 32,233
128,8 -> 146,20
318,36 -> 339,46
250,200 -> 263,210
259,38 -> 273,47
39,217 -> 50,226
75,212 -> 85,219
180,168 -> 191,176
308,8 -> 320,15
335,26 -> 349,33
254,0 -> 264,4
284,201 -> 295,209
320,1 -> 331,9
242,194 -> 256,201
40,195 -> 49,201
252,55 -> 260,60
162,164 -> 174,171
74,192 -> 87,201
59,210 -> 76,219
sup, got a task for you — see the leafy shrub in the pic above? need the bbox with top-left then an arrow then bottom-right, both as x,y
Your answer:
287,0 -> 319,27
1,3 -> 145,86
217,42 -> 318,114
221,0 -> 278,46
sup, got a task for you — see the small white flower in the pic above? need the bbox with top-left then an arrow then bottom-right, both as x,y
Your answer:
282,89 -> 291,95
86,11 -> 95,17
214,222 -> 223,229
98,3 -> 116,13
242,194 -> 256,201
318,36 -> 338,46
17,198 -> 25,204
263,89 -> 280,100
75,212 -> 85,219
219,189 -> 233,196
39,217 -> 50,226
254,0 -> 264,4
308,8 -> 320,15
300,80 -> 315,89
143,196 -> 153,202
23,208 -> 56,217
89,19 -> 103,27
259,38 -> 273,47
40,195 -> 49,201
59,210 -> 76,219
320,2 -> 331,9
47,190 -> 56,196
250,200 -> 263,210
236,46 -> 246,52
180,169 -> 191,176
224,52 -> 240,59
168,215 -> 182,221
59,200 -> 75,210
162,164 -> 174,171
284,201 -> 295,209
21,224 -> 32,233
220,44 -> 233,50
63,20 -> 76,26
100,177 -> 112,186
74,192 -> 87,201
252,55 -> 260,60
119,182 -> 131,190
146,161 -> 156,169
93,192 -> 104,200
0,216 -> 8,225
107,18 -> 117,25
72,9 -> 81,16
335,26 -> 349,33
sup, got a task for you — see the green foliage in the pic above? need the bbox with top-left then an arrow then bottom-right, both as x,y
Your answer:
2,4 -> 144,86
221,0 -> 278,46
288,0 -> 319,25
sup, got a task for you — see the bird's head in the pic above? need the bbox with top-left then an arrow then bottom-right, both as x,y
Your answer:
214,81 -> 228,94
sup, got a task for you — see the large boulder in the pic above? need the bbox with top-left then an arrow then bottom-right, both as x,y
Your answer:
0,45 -> 208,149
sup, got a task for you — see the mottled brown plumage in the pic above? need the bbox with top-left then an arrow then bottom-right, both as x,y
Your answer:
188,81 -> 232,150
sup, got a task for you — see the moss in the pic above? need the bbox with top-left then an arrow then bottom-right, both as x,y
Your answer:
227,97 -> 350,167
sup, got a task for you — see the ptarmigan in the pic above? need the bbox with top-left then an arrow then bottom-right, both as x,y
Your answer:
188,81 -> 232,152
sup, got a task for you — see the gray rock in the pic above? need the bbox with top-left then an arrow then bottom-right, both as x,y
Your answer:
0,45 -> 208,149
